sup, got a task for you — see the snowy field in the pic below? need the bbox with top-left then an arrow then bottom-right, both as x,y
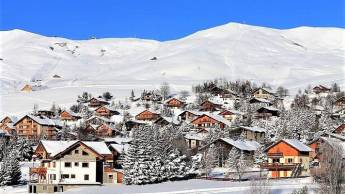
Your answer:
0,177 -> 318,194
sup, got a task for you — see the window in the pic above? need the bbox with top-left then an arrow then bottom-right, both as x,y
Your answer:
288,158 -> 293,164
74,162 -> 79,167
64,162 -> 71,167
71,174 -> 76,179
49,174 -> 56,180
272,158 -> 280,163
52,162 -> 56,168
82,162 -> 89,168
109,175 -> 113,179
84,174 -> 89,180
61,174 -> 69,179
82,151 -> 88,156
75,150 -> 79,154
43,186 -> 47,191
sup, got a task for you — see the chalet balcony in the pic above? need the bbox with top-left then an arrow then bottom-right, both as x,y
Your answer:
30,167 -> 47,176
267,153 -> 283,158
260,162 -> 298,171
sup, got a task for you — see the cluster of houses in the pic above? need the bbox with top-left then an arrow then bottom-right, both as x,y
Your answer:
0,84 -> 344,193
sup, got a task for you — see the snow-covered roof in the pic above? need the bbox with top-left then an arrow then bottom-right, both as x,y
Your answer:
83,141 -> 112,155
220,138 -> 260,151
257,106 -> 279,111
109,144 -> 130,154
254,87 -> 276,95
159,116 -> 180,125
178,110 -> 204,117
40,140 -> 78,157
0,129 -> 11,136
164,97 -> 185,104
103,137 -> 132,144
86,115 -> 114,123
185,132 -> 206,141
63,110 -> 81,117
240,126 -> 266,133
283,139 -> 312,152
202,113 -> 232,127
219,109 -> 244,115
249,97 -> 272,104
15,114 -> 61,127
0,116 -> 18,123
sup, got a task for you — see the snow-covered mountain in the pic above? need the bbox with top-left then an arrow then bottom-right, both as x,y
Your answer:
0,23 -> 344,116
1,23 -> 344,93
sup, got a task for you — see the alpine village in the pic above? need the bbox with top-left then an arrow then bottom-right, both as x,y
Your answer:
0,80 -> 344,193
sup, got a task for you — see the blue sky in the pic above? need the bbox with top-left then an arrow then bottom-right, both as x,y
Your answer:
1,0 -> 344,41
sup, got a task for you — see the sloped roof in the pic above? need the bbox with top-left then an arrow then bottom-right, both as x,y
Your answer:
202,113 -> 232,127
250,97 -> 272,104
240,126 -> 266,133
184,132 -> 206,141
83,141 -> 112,155
178,110 -> 204,117
219,109 -> 244,115
266,139 -> 311,152
220,138 -> 260,151
257,106 -> 280,112
40,140 -> 78,157
253,87 -> 276,95
109,144 -> 130,154
14,114 -> 61,127
0,116 -> 18,123
103,137 -> 133,144
62,110 -> 81,117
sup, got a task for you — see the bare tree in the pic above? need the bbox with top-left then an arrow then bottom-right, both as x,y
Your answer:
160,82 -> 170,101
315,140 -> 344,194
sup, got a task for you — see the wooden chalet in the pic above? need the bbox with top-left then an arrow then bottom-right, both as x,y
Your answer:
85,123 -> 115,137
200,138 -> 260,167
262,139 -> 311,178
229,126 -> 266,143
209,86 -> 237,99
312,85 -> 331,94
108,143 -> 130,169
141,91 -> 162,102
335,96 -> 345,109
124,120 -> 146,131
164,97 -> 185,108
88,97 -> 110,108
135,110 -> 160,121
252,88 -> 276,100
95,106 -> 120,118
249,97 -> 273,105
0,116 -> 18,135
178,110 -> 203,121
218,109 -> 243,122
199,100 -> 222,112
14,115 -> 61,140
60,110 -> 81,121
191,113 -> 231,129
255,106 -> 280,119
37,110 -> 56,119
86,116 -> 114,126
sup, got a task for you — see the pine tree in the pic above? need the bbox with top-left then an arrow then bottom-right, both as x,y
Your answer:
1,148 -> 21,185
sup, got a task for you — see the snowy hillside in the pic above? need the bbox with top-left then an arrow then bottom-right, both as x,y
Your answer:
0,23 -> 344,115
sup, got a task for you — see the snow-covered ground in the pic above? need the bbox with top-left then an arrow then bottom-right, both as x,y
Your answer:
64,178 -> 317,194
1,23 -> 344,117
0,177 -> 317,194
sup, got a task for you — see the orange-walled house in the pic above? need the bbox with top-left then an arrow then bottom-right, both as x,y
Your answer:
262,139 -> 311,178
164,98 -> 185,108
135,110 -> 160,121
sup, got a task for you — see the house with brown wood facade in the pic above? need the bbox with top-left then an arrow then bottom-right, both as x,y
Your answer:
88,97 -> 110,108
199,100 -> 222,112
60,110 -> 81,121
218,109 -> 244,122
13,115 -> 62,140
191,113 -> 231,129
261,139 -> 311,178
164,97 -> 185,108
135,110 -> 160,121
178,110 -> 203,121
312,85 -> 331,94
0,116 -> 18,135
95,106 -> 120,118
252,88 -> 276,100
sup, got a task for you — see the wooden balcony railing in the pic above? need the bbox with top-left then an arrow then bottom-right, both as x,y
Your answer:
267,153 -> 283,158
260,163 -> 298,171
29,167 -> 47,176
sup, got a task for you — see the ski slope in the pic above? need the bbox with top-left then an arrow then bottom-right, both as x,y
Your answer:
0,23 -> 344,116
